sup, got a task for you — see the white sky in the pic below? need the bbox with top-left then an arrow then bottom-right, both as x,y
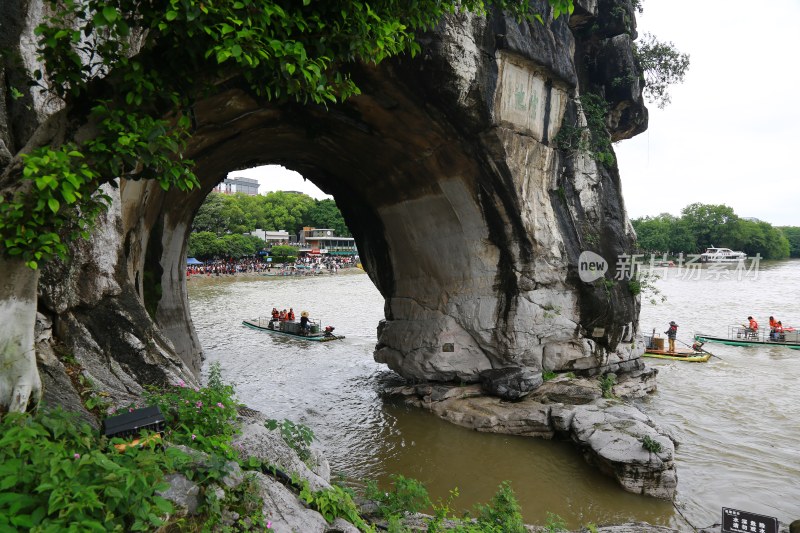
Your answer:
228,165 -> 331,200
231,0 -> 800,226
615,0 -> 800,227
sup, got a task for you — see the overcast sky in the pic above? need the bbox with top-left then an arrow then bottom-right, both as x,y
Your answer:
615,0 -> 800,227
233,0 -> 800,226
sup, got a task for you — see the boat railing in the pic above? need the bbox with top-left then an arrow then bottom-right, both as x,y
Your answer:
727,324 -> 799,344
256,316 -> 322,334
729,324 -> 761,342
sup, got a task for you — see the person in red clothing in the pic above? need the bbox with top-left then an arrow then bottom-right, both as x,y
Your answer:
743,316 -> 758,338
774,321 -> 785,341
287,308 -> 295,321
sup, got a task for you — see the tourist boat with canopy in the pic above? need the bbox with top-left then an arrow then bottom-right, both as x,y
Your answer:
694,325 -> 800,350
242,316 -> 345,342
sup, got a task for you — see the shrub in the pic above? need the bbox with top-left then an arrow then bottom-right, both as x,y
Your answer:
599,373 -> 617,399
265,418 -> 315,465
365,474 -> 432,520
473,481 -> 525,533
143,361 -> 240,459
641,435 -> 663,453
544,512 -> 568,532
0,409 -> 183,531
542,371 -> 558,381
300,482 -> 372,531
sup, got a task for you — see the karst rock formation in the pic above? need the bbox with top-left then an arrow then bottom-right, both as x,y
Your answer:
1,0 -> 653,466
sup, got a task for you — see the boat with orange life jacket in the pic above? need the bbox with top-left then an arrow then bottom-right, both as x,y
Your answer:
242,316 -> 344,342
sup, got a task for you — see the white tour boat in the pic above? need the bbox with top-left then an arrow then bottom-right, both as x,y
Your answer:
698,246 -> 747,263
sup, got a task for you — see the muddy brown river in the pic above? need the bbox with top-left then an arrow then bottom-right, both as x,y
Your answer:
188,260 -> 800,529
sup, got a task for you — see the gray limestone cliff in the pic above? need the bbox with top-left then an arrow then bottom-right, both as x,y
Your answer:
1,0 -> 664,497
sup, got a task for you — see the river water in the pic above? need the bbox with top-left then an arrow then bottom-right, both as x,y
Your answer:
188,260 -> 800,530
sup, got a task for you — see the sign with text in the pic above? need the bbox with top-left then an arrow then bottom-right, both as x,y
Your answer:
721,507 -> 778,533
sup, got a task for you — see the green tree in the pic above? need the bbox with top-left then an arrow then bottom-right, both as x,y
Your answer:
306,199 -> 351,237
733,220 -> 789,259
188,231 -> 225,260
221,234 -> 261,259
779,226 -> 800,258
680,203 -> 740,252
192,193 -> 228,234
632,214 -> 674,253
634,33 -> 690,108
270,245 -> 298,264
261,192 -> 316,236
632,213 -> 696,255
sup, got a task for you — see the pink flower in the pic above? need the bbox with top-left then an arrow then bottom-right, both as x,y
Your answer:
216,402 -> 224,408
196,401 -> 203,408
129,407 -> 134,412
266,521 -> 272,529
194,387 -> 200,392
191,434 -> 196,440
73,453 -> 80,459
178,380 -> 186,388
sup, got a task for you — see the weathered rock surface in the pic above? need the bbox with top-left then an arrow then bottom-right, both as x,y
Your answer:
232,420 -> 331,492
155,415 -> 360,532
479,367 -> 544,400
385,369 -> 676,499
2,0 -> 648,398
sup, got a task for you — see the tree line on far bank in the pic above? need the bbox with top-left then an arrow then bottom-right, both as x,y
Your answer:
187,191 -> 350,260
632,203 -> 799,259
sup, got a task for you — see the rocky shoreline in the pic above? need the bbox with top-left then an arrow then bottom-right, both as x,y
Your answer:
155,404 -> 688,532
383,368 -> 677,499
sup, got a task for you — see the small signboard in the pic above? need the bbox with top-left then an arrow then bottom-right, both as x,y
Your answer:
721,507 -> 778,533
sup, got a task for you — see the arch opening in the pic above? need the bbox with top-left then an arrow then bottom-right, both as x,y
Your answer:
136,75 -> 641,384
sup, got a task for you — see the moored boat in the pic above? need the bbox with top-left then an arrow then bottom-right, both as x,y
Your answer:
695,326 -> 800,350
699,246 -> 747,263
243,317 -> 345,342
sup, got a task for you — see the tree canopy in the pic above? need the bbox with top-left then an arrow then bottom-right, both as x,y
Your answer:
632,203 -> 792,260
191,191 -> 349,238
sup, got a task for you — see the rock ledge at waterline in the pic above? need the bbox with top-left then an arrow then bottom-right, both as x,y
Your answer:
158,406 -> 680,532
384,368 -> 677,499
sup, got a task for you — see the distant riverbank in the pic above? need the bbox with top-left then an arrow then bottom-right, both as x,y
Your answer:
187,265 -> 364,285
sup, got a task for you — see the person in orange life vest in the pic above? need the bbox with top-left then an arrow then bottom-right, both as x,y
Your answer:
664,321 -> 678,353
279,309 -> 286,321
287,308 -> 295,321
271,308 -> 279,319
743,316 -> 758,338
769,316 -> 778,330
774,321 -> 784,340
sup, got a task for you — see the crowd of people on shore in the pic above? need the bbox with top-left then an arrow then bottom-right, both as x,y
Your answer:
186,256 -> 357,278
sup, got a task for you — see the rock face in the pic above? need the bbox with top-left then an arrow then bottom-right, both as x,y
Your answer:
0,0 -> 649,395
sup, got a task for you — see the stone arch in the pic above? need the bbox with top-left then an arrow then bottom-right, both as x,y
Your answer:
23,7 -> 649,408
123,11 -> 647,385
